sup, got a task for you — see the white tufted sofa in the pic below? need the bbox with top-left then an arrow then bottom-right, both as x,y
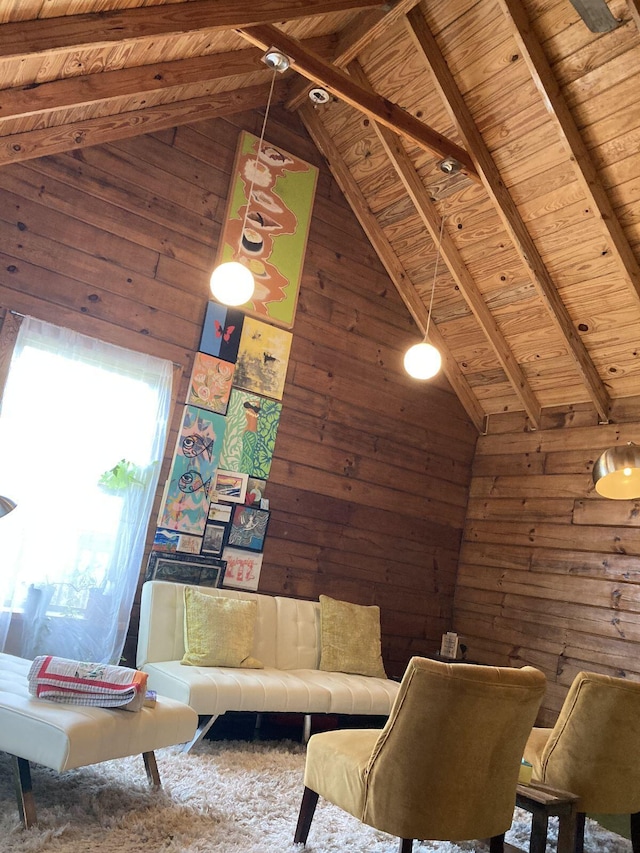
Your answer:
136,580 -> 400,751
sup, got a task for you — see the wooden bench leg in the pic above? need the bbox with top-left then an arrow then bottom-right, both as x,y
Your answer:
11,755 -> 37,829
142,751 -> 161,788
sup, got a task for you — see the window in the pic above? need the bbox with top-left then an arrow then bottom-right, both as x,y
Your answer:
0,316 -> 172,664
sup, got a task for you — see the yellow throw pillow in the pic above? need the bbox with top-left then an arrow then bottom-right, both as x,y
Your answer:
181,587 -> 263,668
319,594 -> 387,678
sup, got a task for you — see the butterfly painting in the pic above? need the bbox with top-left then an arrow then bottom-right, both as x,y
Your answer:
199,302 -> 244,363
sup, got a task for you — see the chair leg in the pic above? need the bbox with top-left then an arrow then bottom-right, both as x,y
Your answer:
574,812 -> 586,853
142,751 -> 161,788
294,786 -> 319,845
398,839 -> 413,853
630,811 -> 640,853
489,833 -> 505,853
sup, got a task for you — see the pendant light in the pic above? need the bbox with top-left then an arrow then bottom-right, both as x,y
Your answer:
592,442 -> 640,499
209,48 -> 290,307
0,495 -> 16,518
404,216 -> 445,380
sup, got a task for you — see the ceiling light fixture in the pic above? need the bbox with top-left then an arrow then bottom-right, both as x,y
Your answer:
404,216 -> 445,381
592,442 -> 640,499
0,495 -> 16,518
209,48 -> 290,307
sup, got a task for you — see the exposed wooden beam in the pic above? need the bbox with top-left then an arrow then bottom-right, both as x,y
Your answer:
404,6 -> 611,423
299,100 -> 486,433
238,24 -> 479,180
628,0 -> 640,29
0,0 -> 381,61
286,0 -> 423,110
346,60 -> 542,428
0,48 -> 267,123
0,83 -> 285,167
497,0 -> 640,309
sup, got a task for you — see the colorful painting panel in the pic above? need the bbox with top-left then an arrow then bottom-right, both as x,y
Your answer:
221,547 -> 263,591
157,405 -> 227,535
216,131 -> 318,329
228,505 -> 270,552
234,316 -> 292,401
187,352 -> 235,414
219,388 -> 282,479
199,303 -> 244,362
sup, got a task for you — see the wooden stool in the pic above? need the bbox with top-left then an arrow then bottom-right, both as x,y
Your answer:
513,780 -> 579,853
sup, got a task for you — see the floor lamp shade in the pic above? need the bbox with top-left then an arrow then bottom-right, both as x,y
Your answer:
592,444 -> 640,499
0,495 -> 16,518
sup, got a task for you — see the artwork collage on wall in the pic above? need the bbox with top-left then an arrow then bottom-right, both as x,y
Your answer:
149,132 -> 318,592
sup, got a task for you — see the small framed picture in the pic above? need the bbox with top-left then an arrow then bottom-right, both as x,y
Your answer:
228,505 -> 270,552
201,522 -> 227,556
208,502 -> 232,522
221,547 -> 263,591
145,551 -> 226,588
212,469 -> 248,503
245,477 -> 267,507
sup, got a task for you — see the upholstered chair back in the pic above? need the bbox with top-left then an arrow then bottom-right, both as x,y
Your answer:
361,656 -> 546,841
524,670 -> 640,814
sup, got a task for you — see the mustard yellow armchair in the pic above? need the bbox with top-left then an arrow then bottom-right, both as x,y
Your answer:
523,670 -> 640,853
294,656 -> 546,853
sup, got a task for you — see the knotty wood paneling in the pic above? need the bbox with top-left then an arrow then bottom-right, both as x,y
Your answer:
455,412 -> 640,724
0,105 -> 477,676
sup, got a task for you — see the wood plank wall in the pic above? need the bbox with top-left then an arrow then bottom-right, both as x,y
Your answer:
455,407 -> 640,725
0,107 -> 477,676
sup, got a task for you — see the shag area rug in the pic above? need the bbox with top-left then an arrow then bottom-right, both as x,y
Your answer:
0,739 -> 631,853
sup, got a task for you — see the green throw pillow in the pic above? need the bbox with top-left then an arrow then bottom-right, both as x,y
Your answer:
319,594 -> 387,678
181,587 -> 263,668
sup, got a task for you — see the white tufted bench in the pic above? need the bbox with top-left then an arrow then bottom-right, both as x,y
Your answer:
0,652 -> 198,827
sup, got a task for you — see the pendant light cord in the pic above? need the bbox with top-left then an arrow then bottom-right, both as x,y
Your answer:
425,214 -> 446,340
237,68 -> 279,258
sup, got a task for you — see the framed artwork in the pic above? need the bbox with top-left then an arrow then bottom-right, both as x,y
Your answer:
208,502 -> 233,522
221,547 -> 263,591
245,477 -> 267,507
233,316 -> 292,401
219,388 -> 282,479
199,303 -> 244,362
216,131 -> 319,329
145,552 -> 226,588
228,505 -> 270,552
157,405 -> 227,535
176,534 -> 202,554
212,469 -> 248,503
152,528 -> 180,552
187,352 -> 235,415
201,522 -> 227,556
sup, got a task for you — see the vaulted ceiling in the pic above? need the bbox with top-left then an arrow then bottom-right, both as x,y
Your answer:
2,0 -> 639,432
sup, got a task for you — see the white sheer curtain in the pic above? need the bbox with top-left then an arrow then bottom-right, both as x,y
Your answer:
0,316 -> 172,664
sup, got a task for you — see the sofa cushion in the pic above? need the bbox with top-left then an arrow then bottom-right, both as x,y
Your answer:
319,595 -> 386,678
181,588 -> 263,668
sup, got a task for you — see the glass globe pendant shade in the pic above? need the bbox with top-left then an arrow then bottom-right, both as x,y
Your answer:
210,261 -> 255,306
404,341 -> 442,380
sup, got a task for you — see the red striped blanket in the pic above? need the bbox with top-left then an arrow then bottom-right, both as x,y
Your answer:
27,655 -> 148,711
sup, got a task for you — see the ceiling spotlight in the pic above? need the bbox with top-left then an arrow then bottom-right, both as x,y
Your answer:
262,48 -> 290,73
309,87 -> 330,105
438,157 -> 462,175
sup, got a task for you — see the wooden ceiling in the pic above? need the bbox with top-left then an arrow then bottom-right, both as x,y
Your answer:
2,0 -> 639,432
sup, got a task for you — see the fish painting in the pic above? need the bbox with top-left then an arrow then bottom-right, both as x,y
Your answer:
182,433 -> 214,460
178,470 -> 211,496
